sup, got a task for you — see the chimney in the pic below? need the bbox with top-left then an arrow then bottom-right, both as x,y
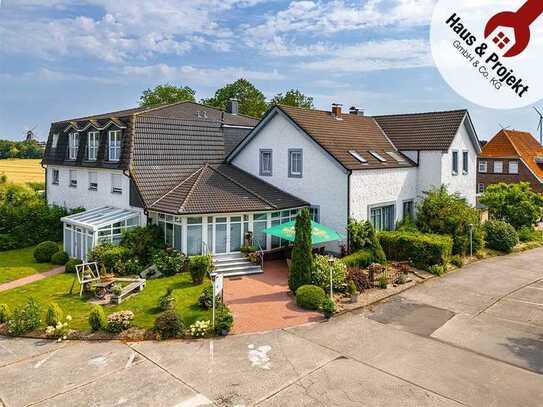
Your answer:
331,103 -> 343,119
349,106 -> 365,116
227,98 -> 239,115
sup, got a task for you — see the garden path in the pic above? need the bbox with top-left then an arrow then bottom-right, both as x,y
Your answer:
0,266 -> 64,292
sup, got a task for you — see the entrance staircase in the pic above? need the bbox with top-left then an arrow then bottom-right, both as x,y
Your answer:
212,253 -> 263,277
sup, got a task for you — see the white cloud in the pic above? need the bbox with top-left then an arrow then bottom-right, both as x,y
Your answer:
122,64 -> 285,86
301,39 -> 433,72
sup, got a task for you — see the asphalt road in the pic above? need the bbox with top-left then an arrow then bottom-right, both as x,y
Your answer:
2,248 -> 543,406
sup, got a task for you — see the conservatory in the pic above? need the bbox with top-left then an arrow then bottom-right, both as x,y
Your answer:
61,206 -> 142,260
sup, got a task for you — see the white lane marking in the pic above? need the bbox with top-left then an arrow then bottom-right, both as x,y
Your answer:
34,349 -> 60,369
125,351 -> 136,369
175,394 -> 214,406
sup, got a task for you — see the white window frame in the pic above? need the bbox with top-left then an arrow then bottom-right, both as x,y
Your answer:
259,149 -> 272,176
87,132 -> 99,161
288,149 -> 303,178
479,161 -> 488,173
52,169 -> 59,185
462,150 -> 469,174
108,130 -> 121,162
69,170 -> 77,188
68,132 -> 79,160
452,150 -> 459,175
494,161 -> 503,173
52,133 -> 59,149
88,171 -> 98,191
111,173 -> 123,194
509,161 -> 519,174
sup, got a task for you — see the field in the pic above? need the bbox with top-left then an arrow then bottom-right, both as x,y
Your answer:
0,158 -> 44,184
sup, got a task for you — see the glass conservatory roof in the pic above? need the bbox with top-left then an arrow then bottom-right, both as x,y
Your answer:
61,206 -> 140,231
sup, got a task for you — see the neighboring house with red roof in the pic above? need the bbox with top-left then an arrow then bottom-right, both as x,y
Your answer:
44,102 -> 481,274
477,130 -> 543,195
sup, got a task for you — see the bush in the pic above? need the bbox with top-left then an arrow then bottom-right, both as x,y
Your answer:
88,305 -> 107,332
378,231 -> 452,270
428,264 -> 447,276
396,216 -> 418,232
480,182 -> 543,230
215,304 -> 234,335
311,255 -> 347,293
45,302 -> 64,326
346,268 -> 371,291
347,219 -> 387,263
378,274 -> 388,288
484,220 -> 519,253
347,280 -> 358,295
296,285 -> 325,310
51,250 -> 69,265
159,288 -> 176,311
65,258 -> 82,274
322,297 -> 336,318
33,241 -> 59,263
0,303 -> 10,323
100,246 -> 130,274
289,208 -> 313,292
189,255 -> 212,284
518,226 -> 542,243
106,311 -> 134,333
7,298 -> 41,335
450,255 -> 464,268
120,225 -> 164,266
342,249 -> 374,269
154,310 -> 184,339
155,249 -> 185,277
416,186 -> 483,255
189,320 -> 211,337
199,284 -> 220,310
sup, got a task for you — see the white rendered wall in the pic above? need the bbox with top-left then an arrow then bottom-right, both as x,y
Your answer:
415,150 -> 443,199
440,122 -> 478,206
349,167 -> 418,223
47,166 -> 138,212
232,112 -> 349,242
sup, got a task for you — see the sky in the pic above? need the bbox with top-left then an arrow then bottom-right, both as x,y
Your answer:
0,0 -> 541,142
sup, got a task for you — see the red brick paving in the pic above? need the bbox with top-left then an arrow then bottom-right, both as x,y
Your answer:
223,260 -> 322,334
0,267 -> 65,292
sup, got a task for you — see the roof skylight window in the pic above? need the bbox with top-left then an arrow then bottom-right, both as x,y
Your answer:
369,151 -> 387,162
349,150 -> 367,164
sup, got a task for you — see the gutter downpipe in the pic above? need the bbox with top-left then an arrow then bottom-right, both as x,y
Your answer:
346,170 -> 352,254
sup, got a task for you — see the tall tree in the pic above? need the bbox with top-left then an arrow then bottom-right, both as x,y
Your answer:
270,89 -> 314,109
139,84 -> 196,107
289,208 -> 313,292
201,79 -> 267,117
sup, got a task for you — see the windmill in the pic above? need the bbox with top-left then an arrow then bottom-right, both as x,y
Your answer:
23,125 -> 38,142
534,107 -> 543,144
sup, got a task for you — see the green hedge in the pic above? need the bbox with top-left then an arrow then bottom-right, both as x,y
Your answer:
341,249 -> 374,268
378,231 -> 452,270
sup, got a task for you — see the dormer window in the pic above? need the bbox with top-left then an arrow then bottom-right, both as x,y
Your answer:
88,132 -> 99,161
51,133 -> 59,149
369,151 -> 387,162
108,130 -> 121,162
68,132 -> 79,160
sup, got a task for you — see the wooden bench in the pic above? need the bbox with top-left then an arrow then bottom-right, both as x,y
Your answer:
111,279 -> 146,305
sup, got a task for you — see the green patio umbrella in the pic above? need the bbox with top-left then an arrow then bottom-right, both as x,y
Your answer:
263,220 -> 346,245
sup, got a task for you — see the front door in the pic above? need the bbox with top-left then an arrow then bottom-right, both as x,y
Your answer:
212,216 -> 243,255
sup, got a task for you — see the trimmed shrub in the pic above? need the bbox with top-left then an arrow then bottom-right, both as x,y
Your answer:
154,310 -> 184,339
518,226 -> 542,243
88,305 -> 107,332
378,231 -> 452,270
154,249 -> 185,277
65,258 -> 82,274
215,304 -> 234,335
289,208 -> 313,292
347,280 -> 358,295
484,220 -> 519,253
158,288 -> 176,311
347,219 -> 386,264
342,249 -> 374,269
45,302 -> 64,327
121,225 -> 164,266
296,285 -> 325,310
311,255 -> 347,293
106,311 -> 134,333
7,298 -> 41,336
51,250 -> 69,265
0,303 -> 10,324
189,255 -> 212,284
428,264 -> 447,276
199,284 -> 219,310
33,241 -> 59,263
322,297 -> 336,318
450,255 -> 464,268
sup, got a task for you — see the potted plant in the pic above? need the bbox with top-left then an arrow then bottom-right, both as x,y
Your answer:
347,281 -> 359,303
248,252 -> 260,264
111,283 -> 123,298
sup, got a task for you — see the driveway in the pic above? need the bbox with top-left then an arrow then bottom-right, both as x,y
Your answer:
1,248 -> 543,406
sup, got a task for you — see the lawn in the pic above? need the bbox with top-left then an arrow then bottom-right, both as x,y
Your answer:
0,158 -> 44,184
0,245 -> 57,284
0,271 -> 211,331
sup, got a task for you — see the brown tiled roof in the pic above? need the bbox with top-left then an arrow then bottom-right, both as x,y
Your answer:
276,105 -> 414,170
149,164 -> 308,215
481,130 -> 543,179
374,110 -> 468,151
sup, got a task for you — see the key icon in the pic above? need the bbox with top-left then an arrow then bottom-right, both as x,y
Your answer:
484,0 -> 543,57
